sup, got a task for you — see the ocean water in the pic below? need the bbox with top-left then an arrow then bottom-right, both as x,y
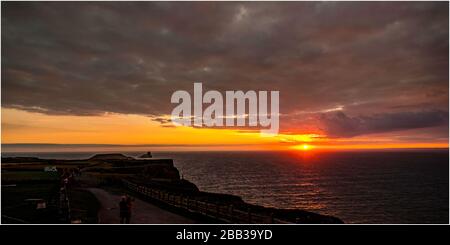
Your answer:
2,150 -> 448,224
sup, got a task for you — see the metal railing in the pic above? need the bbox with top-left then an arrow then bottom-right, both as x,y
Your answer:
123,180 -> 291,224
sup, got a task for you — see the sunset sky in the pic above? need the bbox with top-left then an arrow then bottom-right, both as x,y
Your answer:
1,2 -> 449,151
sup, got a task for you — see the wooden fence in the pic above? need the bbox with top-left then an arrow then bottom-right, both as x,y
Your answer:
123,180 -> 291,224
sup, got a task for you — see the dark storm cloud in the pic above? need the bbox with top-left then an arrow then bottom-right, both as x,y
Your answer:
316,110 -> 449,138
2,2 -> 448,137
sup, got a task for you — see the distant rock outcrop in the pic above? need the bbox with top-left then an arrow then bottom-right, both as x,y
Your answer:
89,153 -> 133,161
138,152 -> 153,158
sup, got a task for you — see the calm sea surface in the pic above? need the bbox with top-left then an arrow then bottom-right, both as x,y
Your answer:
2,150 -> 448,223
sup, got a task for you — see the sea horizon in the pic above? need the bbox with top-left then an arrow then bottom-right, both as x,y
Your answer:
2,143 -> 449,154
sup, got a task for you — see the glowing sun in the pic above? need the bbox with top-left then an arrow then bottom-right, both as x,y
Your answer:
302,144 -> 311,150
293,144 -> 313,151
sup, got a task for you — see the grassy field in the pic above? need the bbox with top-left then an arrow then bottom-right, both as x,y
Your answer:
2,171 -> 59,183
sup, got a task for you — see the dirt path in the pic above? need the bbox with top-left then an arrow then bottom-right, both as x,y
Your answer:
87,188 -> 199,224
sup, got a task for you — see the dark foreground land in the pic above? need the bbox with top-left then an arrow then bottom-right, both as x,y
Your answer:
1,153 -> 343,224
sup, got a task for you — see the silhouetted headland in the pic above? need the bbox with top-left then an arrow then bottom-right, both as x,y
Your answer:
2,153 -> 343,224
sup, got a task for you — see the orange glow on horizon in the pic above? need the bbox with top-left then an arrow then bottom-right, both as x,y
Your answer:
1,108 -> 448,152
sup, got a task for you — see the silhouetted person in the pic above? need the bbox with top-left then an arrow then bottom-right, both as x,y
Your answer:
125,196 -> 133,224
119,196 -> 129,224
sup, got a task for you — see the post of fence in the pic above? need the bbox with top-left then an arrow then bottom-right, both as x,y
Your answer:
215,204 -> 220,218
228,204 -> 234,222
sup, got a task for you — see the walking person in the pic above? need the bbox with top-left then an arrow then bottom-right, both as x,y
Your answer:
125,196 -> 134,224
119,196 -> 129,224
